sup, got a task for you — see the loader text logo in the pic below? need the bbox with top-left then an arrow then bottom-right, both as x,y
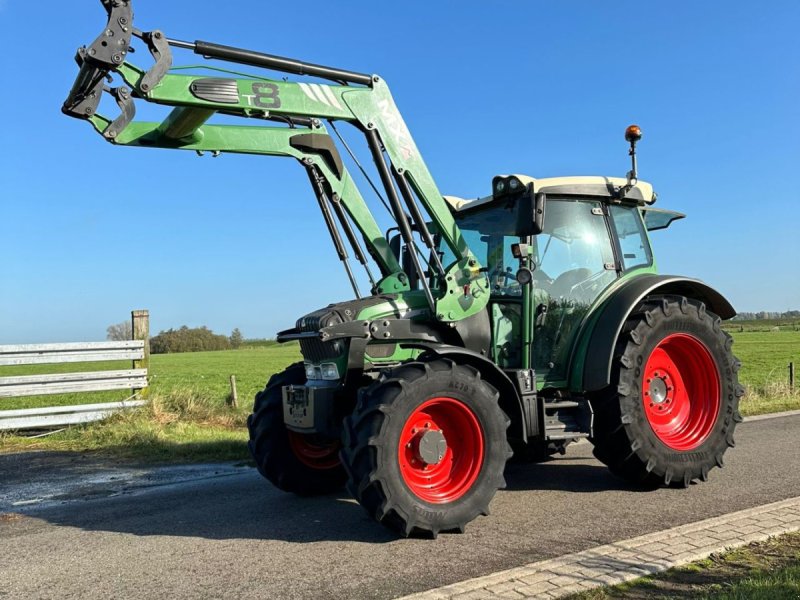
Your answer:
378,99 -> 414,160
242,82 -> 282,109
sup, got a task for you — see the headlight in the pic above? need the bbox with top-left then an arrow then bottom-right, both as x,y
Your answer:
320,362 -> 340,380
305,363 -> 320,380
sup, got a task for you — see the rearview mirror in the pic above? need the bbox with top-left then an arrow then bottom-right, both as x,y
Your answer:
517,190 -> 546,237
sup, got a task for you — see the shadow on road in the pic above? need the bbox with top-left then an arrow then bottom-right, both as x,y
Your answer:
4,448 -> 647,544
504,458 -> 644,493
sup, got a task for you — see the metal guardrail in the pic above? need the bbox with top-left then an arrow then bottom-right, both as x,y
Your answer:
0,334 -> 150,431
0,368 -> 148,398
0,400 -> 147,431
0,341 -> 144,366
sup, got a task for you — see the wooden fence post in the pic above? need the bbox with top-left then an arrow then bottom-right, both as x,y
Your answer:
132,310 -> 150,399
228,375 -> 239,408
790,362 -> 795,390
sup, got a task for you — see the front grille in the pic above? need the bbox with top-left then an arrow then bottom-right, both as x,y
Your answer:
299,338 -> 344,362
297,308 -> 344,362
293,296 -> 393,365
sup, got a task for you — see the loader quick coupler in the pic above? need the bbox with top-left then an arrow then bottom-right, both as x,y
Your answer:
63,1 -> 172,124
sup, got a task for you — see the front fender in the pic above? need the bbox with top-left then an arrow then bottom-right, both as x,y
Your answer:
402,343 -> 527,442
571,275 -> 736,392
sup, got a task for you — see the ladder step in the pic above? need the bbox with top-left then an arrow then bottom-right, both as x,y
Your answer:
543,401 -> 581,410
545,432 -> 590,441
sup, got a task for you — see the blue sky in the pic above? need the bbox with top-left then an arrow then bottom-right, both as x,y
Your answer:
1,1 -> 798,343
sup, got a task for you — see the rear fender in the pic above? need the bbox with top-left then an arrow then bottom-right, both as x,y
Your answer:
573,275 -> 735,392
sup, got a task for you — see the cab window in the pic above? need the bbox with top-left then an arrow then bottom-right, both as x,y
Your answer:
532,198 -> 616,304
609,205 -> 652,271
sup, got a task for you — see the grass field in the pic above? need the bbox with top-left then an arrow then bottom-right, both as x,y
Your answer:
726,329 -> 799,415
0,342 -> 302,411
0,344 -> 302,461
0,328 -> 797,461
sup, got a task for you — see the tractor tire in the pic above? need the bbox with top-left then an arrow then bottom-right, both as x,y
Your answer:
247,362 -> 347,495
590,296 -> 744,488
341,359 -> 512,537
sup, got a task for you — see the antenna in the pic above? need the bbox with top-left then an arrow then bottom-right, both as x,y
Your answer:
625,124 -> 643,186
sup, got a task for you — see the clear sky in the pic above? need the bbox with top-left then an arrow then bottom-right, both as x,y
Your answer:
1,1 -> 798,343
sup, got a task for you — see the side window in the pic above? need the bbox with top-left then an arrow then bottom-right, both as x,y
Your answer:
610,205 -> 652,271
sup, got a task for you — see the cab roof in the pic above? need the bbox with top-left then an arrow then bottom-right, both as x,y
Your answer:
444,175 -> 656,212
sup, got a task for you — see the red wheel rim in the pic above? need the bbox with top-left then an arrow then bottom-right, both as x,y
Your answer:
397,397 -> 484,504
642,333 -> 720,451
287,431 -> 341,470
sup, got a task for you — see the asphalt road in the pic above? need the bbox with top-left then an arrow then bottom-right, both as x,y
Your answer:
2,414 -> 799,599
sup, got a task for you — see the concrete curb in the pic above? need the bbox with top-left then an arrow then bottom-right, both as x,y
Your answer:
743,408 -> 800,422
398,496 -> 800,599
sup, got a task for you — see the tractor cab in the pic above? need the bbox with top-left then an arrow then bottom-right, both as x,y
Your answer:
441,175 -> 666,385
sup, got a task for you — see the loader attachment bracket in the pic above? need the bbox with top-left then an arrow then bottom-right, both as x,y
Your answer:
87,0 -> 134,69
137,30 -> 173,94
62,47 -> 108,119
103,86 -> 136,141
63,1 -> 172,121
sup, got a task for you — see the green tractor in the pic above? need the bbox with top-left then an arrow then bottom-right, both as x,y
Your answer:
64,1 -> 744,537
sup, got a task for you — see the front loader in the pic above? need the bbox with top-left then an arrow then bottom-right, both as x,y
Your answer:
63,1 -> 744,537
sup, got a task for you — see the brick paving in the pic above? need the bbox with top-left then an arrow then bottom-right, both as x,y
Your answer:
400,495 -> 800,599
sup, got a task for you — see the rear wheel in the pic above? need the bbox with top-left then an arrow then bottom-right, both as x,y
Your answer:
247,363 -> 346,495
341,359 -> 512,537
590,296 -> 744,487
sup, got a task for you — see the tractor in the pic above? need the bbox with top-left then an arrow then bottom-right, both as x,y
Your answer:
63,1 -> 744,537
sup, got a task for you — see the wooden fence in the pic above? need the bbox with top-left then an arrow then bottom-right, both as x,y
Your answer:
0,310 -> 150,431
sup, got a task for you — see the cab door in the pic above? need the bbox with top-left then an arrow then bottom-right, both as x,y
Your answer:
531,198 -> 617,384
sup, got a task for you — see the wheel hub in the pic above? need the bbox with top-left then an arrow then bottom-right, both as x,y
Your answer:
415,428 -> 447,465
647,371 -> 671,406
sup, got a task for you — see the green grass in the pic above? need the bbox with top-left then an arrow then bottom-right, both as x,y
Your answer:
568,531 -> 800,599
0,386 -> 255,462
726,330 -> 799,416
1,343 -> 302,410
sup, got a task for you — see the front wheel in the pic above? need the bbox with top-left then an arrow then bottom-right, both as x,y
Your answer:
590,296 -> 744,488
247,363 -> 347,495
341,359 -> 512,537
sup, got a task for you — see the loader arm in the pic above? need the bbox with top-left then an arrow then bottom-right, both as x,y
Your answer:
62,0 -> 489,321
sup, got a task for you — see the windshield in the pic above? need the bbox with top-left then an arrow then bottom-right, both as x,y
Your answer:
439,202 -> 523,296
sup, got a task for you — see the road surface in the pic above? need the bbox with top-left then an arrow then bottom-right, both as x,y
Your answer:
1,414 -> 799,599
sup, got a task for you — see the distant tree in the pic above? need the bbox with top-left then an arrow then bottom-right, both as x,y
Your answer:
230,328 -> 244,349
150,325 -> 232,354
106,320 -> 132,341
